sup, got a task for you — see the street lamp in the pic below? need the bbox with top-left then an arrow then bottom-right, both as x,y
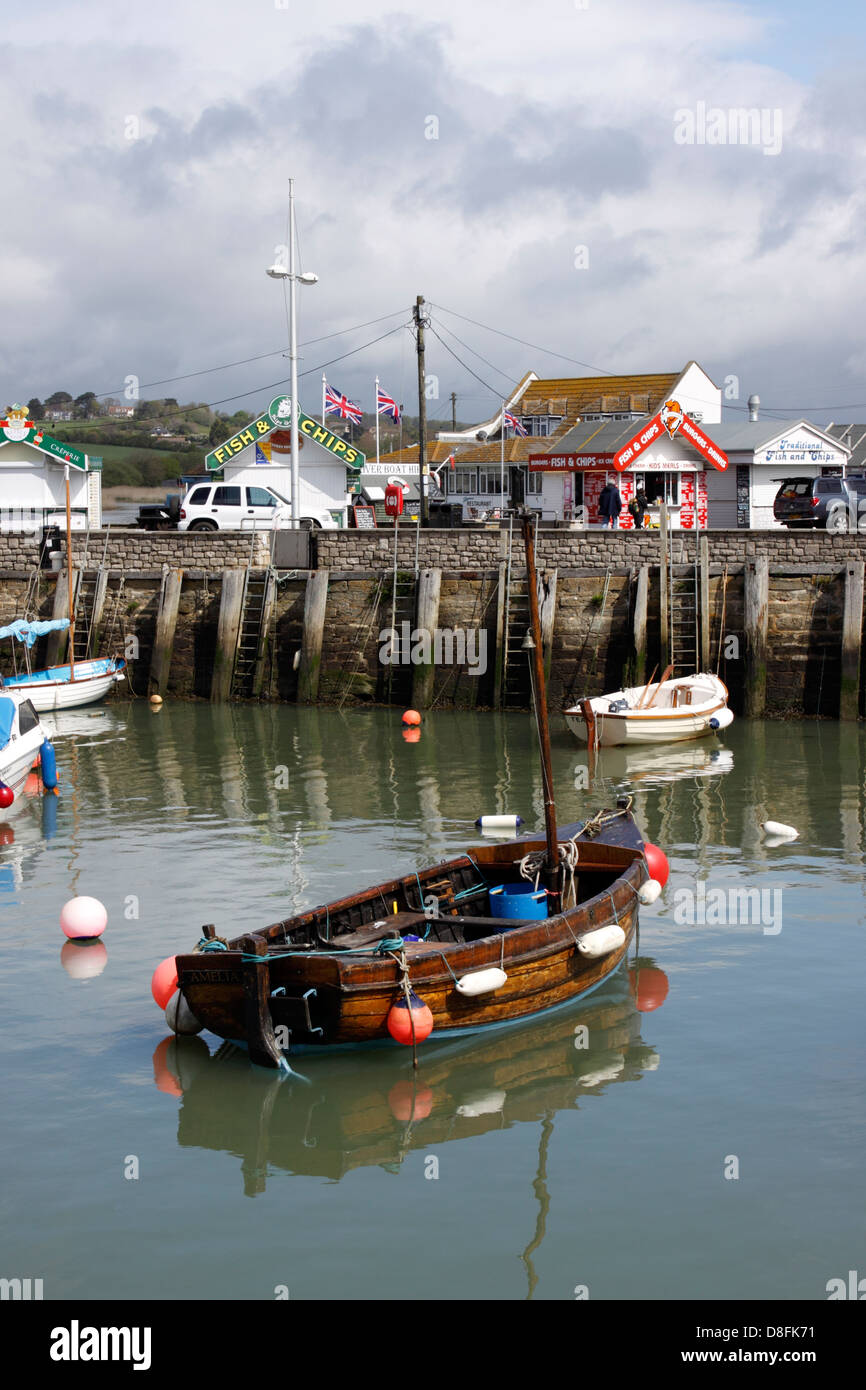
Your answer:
265,179 -> 317,528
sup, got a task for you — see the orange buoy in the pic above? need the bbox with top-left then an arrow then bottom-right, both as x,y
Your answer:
151,1038 -> 183,1097
401,709 -> 421,726
402,727 -> 421,744
151,955 -> 178,1009
629,963 -> 669,1012
643,841 -> 670,887
387,990 -> 434,1045
388,1080 -> 434,1122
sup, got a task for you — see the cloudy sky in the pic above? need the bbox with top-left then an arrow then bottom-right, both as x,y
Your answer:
3,0 -> 866,427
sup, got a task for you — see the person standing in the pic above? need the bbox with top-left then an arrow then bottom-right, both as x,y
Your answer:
628,486 -> 649,528
598,479 -> 622,528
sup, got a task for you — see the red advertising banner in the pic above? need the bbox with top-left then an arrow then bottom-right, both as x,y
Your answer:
678,416 -> 729,471
613,409 -> 729,472
528,453 -> 613,472
618,472 -> 636,529
613,414 -> 664,471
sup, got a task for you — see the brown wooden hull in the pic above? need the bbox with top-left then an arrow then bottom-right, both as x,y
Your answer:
176,808 -> 648,1065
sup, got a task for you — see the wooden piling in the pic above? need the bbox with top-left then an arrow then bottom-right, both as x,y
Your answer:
211,568 -> 245,702
411,567 -> 442,709
297,569 -> 329,704
840,560 -> 864,720
633,565 -> 649,686
493,560 -> 507,709
149,568 -> 184,695
539,568 -> 558,688
45,571 -> 73,666
699,534 -> 710,672
744,557 -> 769,718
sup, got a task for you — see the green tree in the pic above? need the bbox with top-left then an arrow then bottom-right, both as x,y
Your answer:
45,390 -> 73,409
74,391 -> 99,419
27,397 -> 43,419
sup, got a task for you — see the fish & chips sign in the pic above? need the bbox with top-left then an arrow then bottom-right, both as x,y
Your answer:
612,400 -> 728,472
206,396 -> 365,471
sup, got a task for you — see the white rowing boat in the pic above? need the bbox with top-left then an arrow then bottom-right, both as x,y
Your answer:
3,656 -> 126,712
565,672 -> 734,747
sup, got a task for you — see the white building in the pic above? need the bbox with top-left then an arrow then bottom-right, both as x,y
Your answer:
0,405 -> 100,531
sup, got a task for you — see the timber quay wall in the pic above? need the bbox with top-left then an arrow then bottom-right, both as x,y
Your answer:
0,529 -> 865,717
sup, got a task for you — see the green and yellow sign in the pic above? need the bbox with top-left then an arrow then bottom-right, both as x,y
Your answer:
206,396 -> 365,471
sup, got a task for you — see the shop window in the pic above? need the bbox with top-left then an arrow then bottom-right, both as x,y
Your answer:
642,472 -> 680,506
477,467 -> 502,495
447,467 -> 477,494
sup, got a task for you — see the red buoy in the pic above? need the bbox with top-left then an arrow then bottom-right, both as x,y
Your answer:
0,783 -> 13,810
643,841 -> 670,887
401,709 -> 421,726
388,1080 -> 434,1122
151,955 -> 179,1010
387,990 -> 434,1045
629,964 -> 669,1013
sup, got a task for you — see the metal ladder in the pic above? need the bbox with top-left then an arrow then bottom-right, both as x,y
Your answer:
668,539 -> 700,674
231,568 -> 274,699
500,519 -> 533,708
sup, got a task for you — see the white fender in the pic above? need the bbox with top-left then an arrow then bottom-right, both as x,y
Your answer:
577,924 -> 626,958
475,814 -> 523,830
455,967 -> 508,996
165,991 -> 204,1035
761,820 -> 798,840
456,1089 -> 507,1118
638,878 -> 663,905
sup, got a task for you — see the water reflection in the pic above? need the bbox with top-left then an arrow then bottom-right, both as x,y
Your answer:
159,965 -> 664,1195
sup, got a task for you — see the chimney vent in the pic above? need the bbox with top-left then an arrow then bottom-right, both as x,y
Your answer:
748,394 -> 760,422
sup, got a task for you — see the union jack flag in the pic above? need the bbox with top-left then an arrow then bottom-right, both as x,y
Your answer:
503,410 -> 528,437
325,384 -> 364,425
376,387 -> 400,423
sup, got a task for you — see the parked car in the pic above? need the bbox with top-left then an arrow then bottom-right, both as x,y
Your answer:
772,475 -> 866,532
177,482 -> 337,532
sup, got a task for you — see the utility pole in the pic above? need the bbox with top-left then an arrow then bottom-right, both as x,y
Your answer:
414,295 -> 429,526
450,391 -> 457,430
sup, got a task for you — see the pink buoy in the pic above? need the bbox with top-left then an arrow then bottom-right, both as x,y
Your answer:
151,955 -> 178,1010
60,895 -> 108,940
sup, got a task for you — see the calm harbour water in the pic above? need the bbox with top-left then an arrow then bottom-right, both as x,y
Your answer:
1,704 -> 863,1301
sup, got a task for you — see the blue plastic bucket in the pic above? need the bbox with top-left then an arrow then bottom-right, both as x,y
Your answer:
489,882 -> 548,922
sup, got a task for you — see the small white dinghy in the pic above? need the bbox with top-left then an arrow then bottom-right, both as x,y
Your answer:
565,670 -> 733,747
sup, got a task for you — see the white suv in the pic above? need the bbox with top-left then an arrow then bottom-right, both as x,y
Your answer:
177,482 -> 337,531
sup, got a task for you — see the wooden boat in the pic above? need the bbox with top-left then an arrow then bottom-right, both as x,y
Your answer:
565,670 -> 733,747
167,514 -> 658,1067
3,653 -> 126,711
0,691 -> 48,812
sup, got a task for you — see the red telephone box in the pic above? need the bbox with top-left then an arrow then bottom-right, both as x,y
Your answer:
384,483 -> 404,519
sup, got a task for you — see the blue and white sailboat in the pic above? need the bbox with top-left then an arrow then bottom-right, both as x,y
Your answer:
0,619 -> 125,712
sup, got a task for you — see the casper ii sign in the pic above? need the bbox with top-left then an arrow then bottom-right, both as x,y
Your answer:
206,396 -> 366,471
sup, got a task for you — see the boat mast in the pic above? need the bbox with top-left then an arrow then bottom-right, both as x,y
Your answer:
65,465 -> 75,682
522,512 -> 561,909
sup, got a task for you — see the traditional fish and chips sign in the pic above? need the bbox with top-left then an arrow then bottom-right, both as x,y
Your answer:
206,396 -> 365,471
613,400 -> 728,472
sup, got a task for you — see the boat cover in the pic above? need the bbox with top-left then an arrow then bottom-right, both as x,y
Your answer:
0,696 -> 15,750
3,657 -> 120,685
0,619 -> 70,648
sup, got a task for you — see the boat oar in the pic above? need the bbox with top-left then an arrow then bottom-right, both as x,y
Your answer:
644,663 -> 674,709
635,665 -> 658,709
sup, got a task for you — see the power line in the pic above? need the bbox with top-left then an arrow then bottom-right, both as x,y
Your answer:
430,301 -> 615,375
426,325 -> 505,400
75,309 -> 409,402
430,315 -> 520,391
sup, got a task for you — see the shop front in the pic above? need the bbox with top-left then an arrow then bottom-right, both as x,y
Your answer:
528,448 -> 711,529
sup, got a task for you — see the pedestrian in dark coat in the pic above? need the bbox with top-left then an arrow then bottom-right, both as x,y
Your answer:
598,480 -> 622,528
